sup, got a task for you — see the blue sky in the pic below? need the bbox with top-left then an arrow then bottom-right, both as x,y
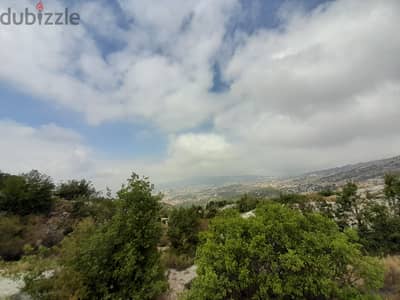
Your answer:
0,0 -> 399,190
0,0 -> 328,158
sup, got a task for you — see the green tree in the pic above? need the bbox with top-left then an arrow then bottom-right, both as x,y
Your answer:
74,174 -> 166,299
168,206 -> 201,255
0,170 -> 54,215
277,193 -> 312,213
24,174 -> 167,300
64,174 -> 166,299
186,203 -> 383,300
335,182 -> 365,229
55,179 -> 97,200
360,203 -> 400,255
384,173 -> 400,216
237,194 -> 259,213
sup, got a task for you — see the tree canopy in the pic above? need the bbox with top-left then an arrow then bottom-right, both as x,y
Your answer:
24,173 -> 167,300
186,203 -> 383,300
0,170 -> 54,215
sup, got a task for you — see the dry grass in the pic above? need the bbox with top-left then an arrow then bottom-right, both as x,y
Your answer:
381,256 -> 400,300
161,251 -> 194,271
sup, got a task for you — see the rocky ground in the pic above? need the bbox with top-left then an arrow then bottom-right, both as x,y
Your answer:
0,274 -> 28,300
164,265 -> 197,300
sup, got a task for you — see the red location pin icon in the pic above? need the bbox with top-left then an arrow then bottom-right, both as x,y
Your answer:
36,1 -> 44,12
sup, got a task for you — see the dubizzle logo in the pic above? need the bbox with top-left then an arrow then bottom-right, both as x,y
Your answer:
0,1 -> 80,26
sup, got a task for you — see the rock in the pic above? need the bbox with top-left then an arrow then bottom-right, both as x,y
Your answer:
165,265 -> 197,300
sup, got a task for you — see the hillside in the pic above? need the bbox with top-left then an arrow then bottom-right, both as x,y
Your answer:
162,155 -> 400,204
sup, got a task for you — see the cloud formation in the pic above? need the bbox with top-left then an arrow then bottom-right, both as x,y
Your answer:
1,0 -> 400,187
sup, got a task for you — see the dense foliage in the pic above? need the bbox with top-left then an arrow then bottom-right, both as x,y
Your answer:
0,170 -> 54,215
237,194 -> 259,213
1,170 -> 400,300
384,174 -> 400,216
186,203 -> 384,300
24,174 -> 167,300
168,206 -> 201,255
0,215 -> 25,260
55,179 -> 97,200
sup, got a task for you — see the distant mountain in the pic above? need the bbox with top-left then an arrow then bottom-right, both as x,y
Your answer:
161,155 -> 400,205
298,155 -> 400,183
275,155 -> 400,194
158,175 -> 273,190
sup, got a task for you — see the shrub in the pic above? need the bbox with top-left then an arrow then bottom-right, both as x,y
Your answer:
0,170 -> 54,215
55,179 -> 97,200
237,194 -> 259,213
25,174 -> 167,300
185,203 -> 384,300
384,174 -> 400,215
70,197 -> 117,221
0,215 -> 25,260
360,204 -> 400,255
168,207 -> 201,255
161,251 -> 194,271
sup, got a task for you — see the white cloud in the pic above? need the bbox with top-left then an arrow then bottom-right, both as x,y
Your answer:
0,0 -> 239,130
1,0 -> 400,184
0,120 -> 93,180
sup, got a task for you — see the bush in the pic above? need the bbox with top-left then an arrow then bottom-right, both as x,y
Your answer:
205,200 -> 233,218
168,207 -> 201,255
25,174 -> 167,300
55,179 -> 97,200
384,174 -> 400,215
360,204 -> 400,255
0,170 -> 54,215
319,189 -> 335,197
161,251 -> 194,271
0,215 -> 25,260
71,197 -> 117,222
23,220 -> 94,300
237,194 -> 259,213
186,203 -> 384,300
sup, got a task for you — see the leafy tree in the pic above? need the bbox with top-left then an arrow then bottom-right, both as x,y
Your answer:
277,193 -> 313,213
0,170 -> 54,215
23,170 -> 55,213
186,203 -> 383,300
359,203 -> 400,255
237,194 -> 259,213
27,173 -> 167,300
335,182 -> 366,229
205,200 -> 233,218
384,174 -> 400,216
55,179 -> 97,200
168,206 -> 201,255
73,174 -> 166,299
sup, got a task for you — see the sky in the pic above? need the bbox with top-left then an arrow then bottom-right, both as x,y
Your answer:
0,0 -> 399,192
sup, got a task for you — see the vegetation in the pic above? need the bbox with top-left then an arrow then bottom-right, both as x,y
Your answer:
237,194 -> 259,213
186,203 -> 383,300
23,173 -> 167,300
0,170 -> 54,215
0,215 -> 25,260
2,170 -> 400,299
384,173 -> 400,216
55,179 -> 97,200
168,206 -> 201,255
